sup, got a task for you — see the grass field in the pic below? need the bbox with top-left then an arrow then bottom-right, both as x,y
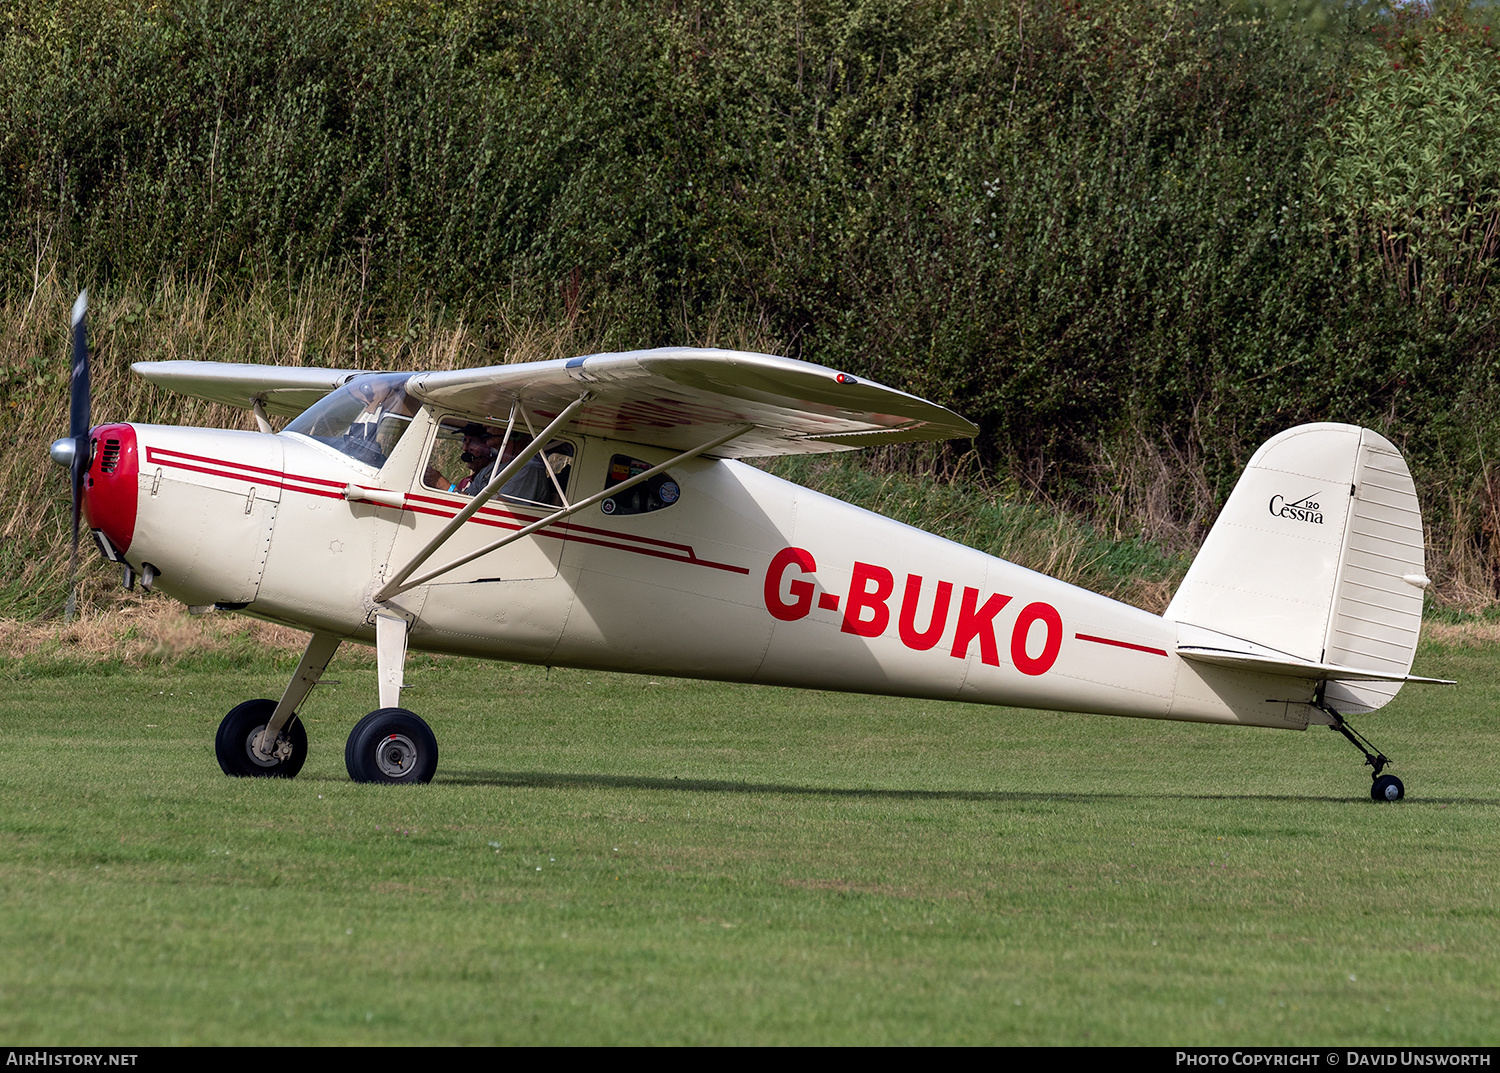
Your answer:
1,633 -> 1497,1045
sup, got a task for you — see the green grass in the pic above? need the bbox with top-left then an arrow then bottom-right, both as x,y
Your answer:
1,640 -> 1497,1045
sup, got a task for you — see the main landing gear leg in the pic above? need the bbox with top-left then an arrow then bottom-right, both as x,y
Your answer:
215,632 -> 340,778
1316,694 -> 1404,802
345,612 -> 438,784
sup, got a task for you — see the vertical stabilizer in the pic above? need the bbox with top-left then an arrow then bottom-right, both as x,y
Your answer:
1165,424 -> 1427,714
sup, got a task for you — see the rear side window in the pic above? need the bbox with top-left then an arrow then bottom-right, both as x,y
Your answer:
601,455 -> 680,516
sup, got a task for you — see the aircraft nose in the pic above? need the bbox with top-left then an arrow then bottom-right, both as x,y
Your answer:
81,422 -> 139,556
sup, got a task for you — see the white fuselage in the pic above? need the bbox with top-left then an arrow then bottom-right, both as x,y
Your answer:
100,410 -> 1316,732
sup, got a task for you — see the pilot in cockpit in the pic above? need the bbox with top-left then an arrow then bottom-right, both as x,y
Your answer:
443,422 -> 572,505
445,423 -> 499,494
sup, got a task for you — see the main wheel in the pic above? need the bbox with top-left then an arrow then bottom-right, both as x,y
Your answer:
215,699 -> 308,778
345,708 -> 438,784
1371,773 -> 1405,802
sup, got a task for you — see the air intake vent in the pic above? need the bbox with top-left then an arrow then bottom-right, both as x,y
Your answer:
99,438 -> 122,473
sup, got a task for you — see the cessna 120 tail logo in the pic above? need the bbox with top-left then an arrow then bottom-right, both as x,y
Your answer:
1269,492 -> 1324,525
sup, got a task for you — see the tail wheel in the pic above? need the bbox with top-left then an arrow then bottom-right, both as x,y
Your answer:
216,699 -> 307,778
345,708 -> 438,785
1371,774 -> 1405,802
1320,702 -> 1407,803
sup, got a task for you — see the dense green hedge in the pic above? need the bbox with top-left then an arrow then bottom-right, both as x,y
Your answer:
5,0 -> 1500,590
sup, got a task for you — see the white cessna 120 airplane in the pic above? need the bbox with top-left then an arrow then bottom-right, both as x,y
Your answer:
51,294 -> 1449,800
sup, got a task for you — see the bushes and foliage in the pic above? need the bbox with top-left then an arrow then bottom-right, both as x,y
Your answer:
4,0 -> 1500,615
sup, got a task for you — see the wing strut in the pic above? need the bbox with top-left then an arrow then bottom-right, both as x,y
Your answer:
374,422 -> 752,600
374,394 -> 589,600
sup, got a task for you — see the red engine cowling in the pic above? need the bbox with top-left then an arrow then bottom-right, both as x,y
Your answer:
84,422 -> 138,556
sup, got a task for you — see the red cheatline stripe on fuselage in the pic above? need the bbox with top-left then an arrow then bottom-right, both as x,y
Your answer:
399,494 -> 750,575
146,446 -> 294,482
1074,633 -> 1169,657
404,491 -> 735,558
145,446 -> 349,500
145,446 -> 749,575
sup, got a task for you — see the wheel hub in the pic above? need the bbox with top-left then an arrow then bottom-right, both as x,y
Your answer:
375,733 -> 418,778
246,725 -> 291,766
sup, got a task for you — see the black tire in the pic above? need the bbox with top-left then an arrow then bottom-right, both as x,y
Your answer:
1371,773 -> 1405,802
345,708 -> 438,784
215,699 -> 308,778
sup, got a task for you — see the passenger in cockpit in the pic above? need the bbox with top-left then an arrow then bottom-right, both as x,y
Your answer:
499,441 -> 573,506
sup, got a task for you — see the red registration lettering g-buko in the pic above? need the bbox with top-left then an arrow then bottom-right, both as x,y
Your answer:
762,547 -> 1062,676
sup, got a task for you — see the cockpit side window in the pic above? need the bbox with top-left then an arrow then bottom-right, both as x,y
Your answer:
284,373 -> 417,468
600,455 -> 680,516
423,417 -> 574,507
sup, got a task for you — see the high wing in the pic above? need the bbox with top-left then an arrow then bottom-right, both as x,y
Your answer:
132,348 -> 976,457
405,348 -> 976,457
132,361 -> 362,419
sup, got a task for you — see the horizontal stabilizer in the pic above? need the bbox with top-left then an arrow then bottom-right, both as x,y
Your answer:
1179,645 -> 1454,685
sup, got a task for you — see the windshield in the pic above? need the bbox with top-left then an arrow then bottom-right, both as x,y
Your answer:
284,373 -> 418,467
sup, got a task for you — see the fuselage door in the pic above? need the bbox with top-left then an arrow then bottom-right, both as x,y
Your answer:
387,415 -> 575,585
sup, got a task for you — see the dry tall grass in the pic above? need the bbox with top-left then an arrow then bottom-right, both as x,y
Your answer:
0,269 -> 786,623
1,270 -> 559,617
0,598 -> 307,666
3,269 -> 1491,633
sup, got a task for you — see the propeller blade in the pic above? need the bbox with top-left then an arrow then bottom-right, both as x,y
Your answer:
64,290 -> 90,623
70,290 -> 90,441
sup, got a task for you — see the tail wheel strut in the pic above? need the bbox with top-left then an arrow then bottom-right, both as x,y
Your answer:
1315,690 -> 1404,802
